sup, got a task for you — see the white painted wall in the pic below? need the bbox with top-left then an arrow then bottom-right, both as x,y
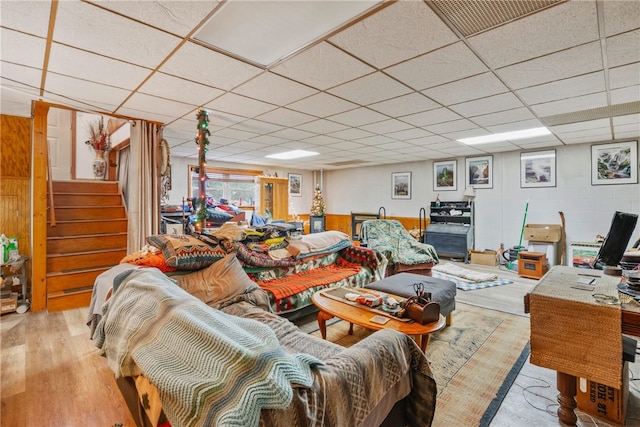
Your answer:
166,141 -> 639,256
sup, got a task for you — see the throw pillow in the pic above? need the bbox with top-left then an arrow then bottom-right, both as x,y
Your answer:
120,245 -> 176,272
146,234 -> 226,270
175,253 -> 258,307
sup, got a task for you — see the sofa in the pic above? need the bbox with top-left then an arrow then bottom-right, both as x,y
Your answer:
90,255 -> 437,427
111,227 -> 382,320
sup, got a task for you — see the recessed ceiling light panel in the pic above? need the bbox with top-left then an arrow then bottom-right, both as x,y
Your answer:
458,127 -> 551,145
266,149 -> 319,160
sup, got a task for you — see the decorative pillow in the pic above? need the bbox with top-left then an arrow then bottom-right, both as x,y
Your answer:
146,234 -> 226,270
286,230 -> 351,257
120,245 -> 176,272
175,253 -> 259,307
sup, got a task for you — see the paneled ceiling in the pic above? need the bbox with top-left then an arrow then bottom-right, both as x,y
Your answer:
1,0 -> 639,170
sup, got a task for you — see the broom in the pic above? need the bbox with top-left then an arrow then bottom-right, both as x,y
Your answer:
510,200 -> 529,270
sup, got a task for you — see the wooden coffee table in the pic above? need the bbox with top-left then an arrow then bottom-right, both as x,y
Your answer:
311,289 -> 446,352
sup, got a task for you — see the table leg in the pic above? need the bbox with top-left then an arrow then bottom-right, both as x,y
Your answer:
317,310 -> 333,340
348,323 -> 354,335
556,372 -> 577,426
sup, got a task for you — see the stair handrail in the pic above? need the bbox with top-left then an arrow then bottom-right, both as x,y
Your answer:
47,139 -> 56,227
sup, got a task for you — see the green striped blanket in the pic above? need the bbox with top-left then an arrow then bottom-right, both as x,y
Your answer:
93,268 -> 323,427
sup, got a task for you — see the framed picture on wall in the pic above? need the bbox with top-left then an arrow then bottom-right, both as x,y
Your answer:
465,155 -> 493,189
391,172 -> 411,199
433,160 -> 457,191
591,140 -> 638,185
288,173 -> 302,196
520,150 -> 556,188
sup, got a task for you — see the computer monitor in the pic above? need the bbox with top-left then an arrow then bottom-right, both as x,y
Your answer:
591,211 -> 638,269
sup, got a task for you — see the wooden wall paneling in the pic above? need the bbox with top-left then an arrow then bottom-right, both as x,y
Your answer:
32,102 -> 50,311
323,214 -> 429,240
0,115 -> 31,178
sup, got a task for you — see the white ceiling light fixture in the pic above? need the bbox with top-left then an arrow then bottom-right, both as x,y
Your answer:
458,127 -> 552,145
194,1 -> 383,67
266,149 -> 319,160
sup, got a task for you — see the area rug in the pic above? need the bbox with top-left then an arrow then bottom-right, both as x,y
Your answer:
432,270 -> 514,291
309,302 -> 530,427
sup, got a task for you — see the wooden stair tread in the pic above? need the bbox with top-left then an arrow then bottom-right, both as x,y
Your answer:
47,248 -> 126,257
47,232 -> 127,240
48,287 -> 94,297
46,266 -> 110,278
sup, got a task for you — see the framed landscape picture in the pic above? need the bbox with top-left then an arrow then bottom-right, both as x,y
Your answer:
391,172 -> 411,199
288,173 -> 302,196
520,150 -> 556,188
433,160 -> 457,191
465,155 -> 493,189
591,141 -> 638,185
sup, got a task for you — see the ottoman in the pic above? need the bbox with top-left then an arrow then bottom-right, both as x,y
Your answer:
365,272 -> 457,326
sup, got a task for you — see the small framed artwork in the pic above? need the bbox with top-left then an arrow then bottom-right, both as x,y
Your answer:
520,150 -> 556,188
391,172 -> 411,199
465,155 -> 493,189
433,160 -> 457,191
310,215 -> 325,233
591,140 -> 638,185
288,173 -> 302,196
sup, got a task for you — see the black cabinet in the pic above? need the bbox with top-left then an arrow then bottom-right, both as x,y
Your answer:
424,201 -> 474,263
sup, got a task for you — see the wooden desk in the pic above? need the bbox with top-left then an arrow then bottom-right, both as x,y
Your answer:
529,266 -> 625,425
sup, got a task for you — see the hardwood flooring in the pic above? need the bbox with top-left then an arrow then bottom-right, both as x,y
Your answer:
1,260 -> 639,426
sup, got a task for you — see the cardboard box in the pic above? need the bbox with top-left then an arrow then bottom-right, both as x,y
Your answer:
576,362 -> 629,425
524,224 -> 562,243
1,293 -> 18,314
470,250 -> 498,266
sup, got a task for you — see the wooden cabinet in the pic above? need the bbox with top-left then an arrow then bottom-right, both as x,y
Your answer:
424,201 -> 474,263
259,177 -> 289,220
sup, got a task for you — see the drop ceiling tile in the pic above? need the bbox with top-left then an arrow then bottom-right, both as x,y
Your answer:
385,42 -> 489,91
327,107 -> 388,127
609,63 -> 640,89
120,93 -> 194,120
277,140 -> 319,150
486,119 -> 547,134
1,29 -> 46,69
161,41 -> 261,91
400,108 -> 462,127
603,1 -> 640,37
327,72 -> 412,105
407,135 -> 449,146
210,111 -> 248,127
0,0 -> 51,37
1,88 -> 37,117
287,92 -> 358,118
368,92 -> 440,117
450,93 -> 525,118
269,128 -> 317,141
300,134 -> 343,145
550,118 -> 611,134
516,72 -> 605,105
47,43 -> 152,91
327,127 -> 374,140
45,73 -> 131,111
471,107 -> 535,127
229,120 -> 283,135
246,134 -> 288,145
296,119 -> 349,134
613,114 -> 640,127
606,30 -> 640,68
256,108 -> 316,127
386,128 -> 433,141
115,106 -> 176,123
329,1 -> 458,69
139,72 -> 224,106
0,62 -> 41,89
347,146 -> 387,155
516,139 -> 563,150
54,1 -> 181,69
353,135 -> 396,146
611,86 -> 640,105
468,1 -> 598,69
325,140 -> 366,150
422,72 -> 510,106
95,0 -> 219,37
232,72 -> 317,106
496,41 -> 603,89
205,93 -> 276,118
271,42 -> 374,91
426,119 -> 478,135
531,92 -> 608,117
226,140 -> 266,151
214,127 -> 259,141
360,119 -> 412,134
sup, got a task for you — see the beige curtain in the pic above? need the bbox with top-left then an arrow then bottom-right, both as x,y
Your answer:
127,120 -> 162,252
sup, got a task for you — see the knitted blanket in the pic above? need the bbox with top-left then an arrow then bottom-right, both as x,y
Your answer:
93,268 -> 323,427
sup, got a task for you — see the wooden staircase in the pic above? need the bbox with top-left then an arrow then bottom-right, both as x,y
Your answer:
47,181 -> 128,311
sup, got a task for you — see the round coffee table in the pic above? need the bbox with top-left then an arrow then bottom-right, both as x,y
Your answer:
311,290 -> 445,352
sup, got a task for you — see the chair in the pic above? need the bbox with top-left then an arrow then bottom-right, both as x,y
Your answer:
359,219 -> 440,277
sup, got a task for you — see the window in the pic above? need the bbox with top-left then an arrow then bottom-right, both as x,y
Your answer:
189,166 -> 261,207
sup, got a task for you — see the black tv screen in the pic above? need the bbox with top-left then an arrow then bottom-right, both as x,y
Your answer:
592,211 -> 638,269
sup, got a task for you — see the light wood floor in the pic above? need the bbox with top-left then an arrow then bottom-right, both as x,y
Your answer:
1,260 -> 637,426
